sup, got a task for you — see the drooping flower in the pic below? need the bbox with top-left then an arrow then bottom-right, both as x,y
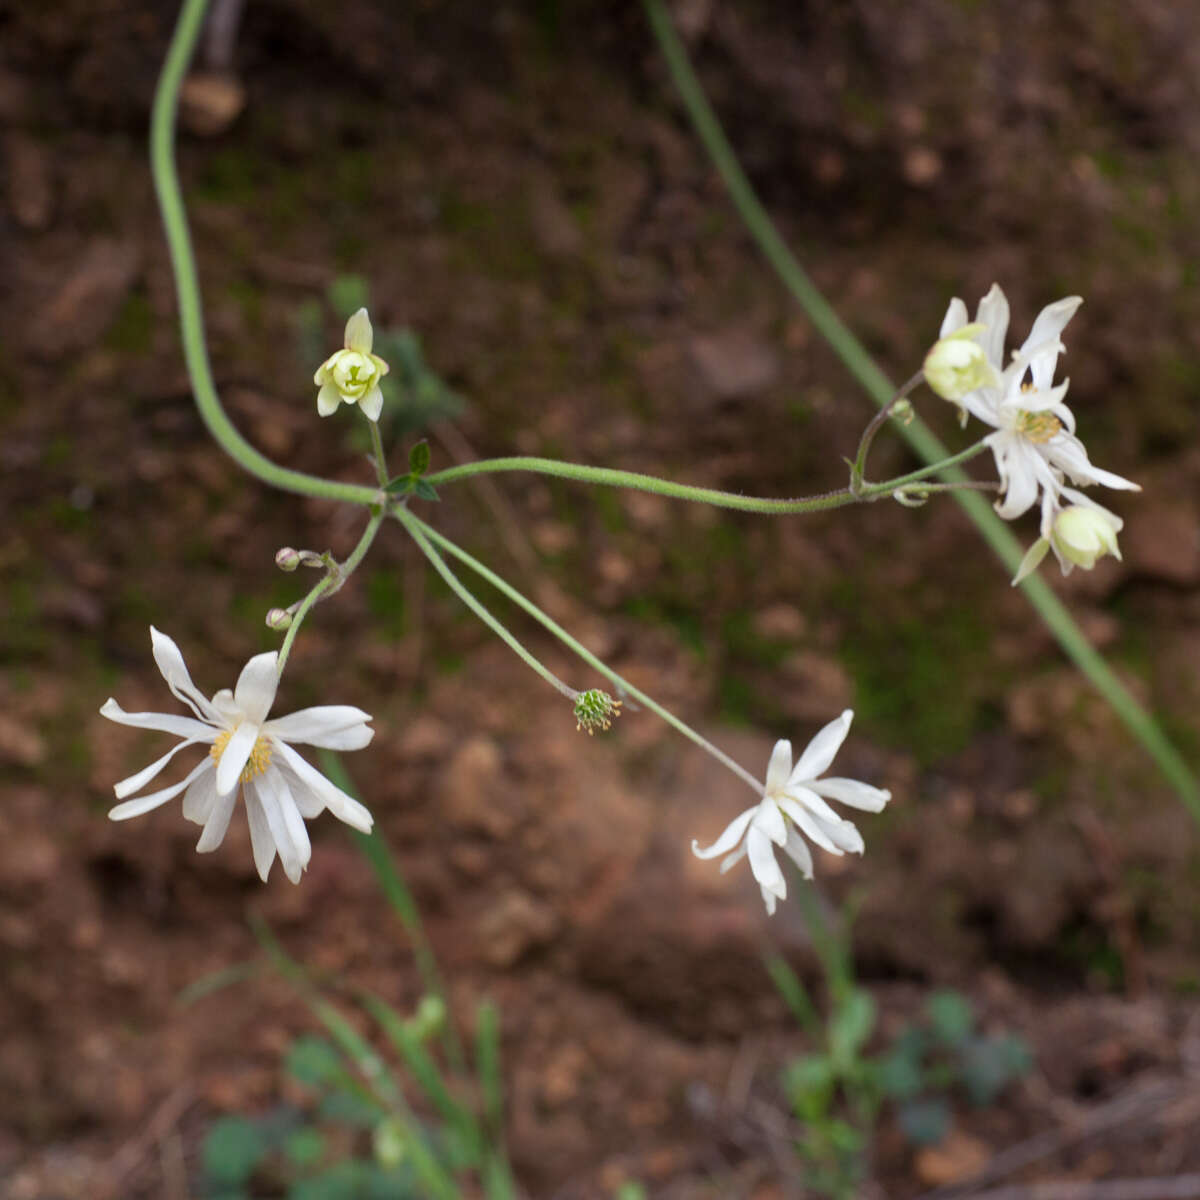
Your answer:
1012,486 -> 1124,585
691,711 -> 890,915
937,285 -> 1139,520
314,307 -> 390,421
100,627 -> 374,883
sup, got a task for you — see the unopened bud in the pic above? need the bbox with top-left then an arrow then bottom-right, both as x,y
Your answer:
1051,504 -> 1122,570
573,689 -> 622,736
924,324 -> 998,401
372,1118 -> 407,1169
407,995 -> 446,1042
275,547 -> 301,572
266,607 -> 293,631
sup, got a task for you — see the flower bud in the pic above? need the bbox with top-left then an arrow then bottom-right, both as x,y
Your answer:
265,607 -> 293,631
372,1118 -> 407,1169
923,324 -> 998,401
407,995 -> 446,1042
573,689 -> 622,735
275,547 -> 301,572
314,307 -> 390,422
1050,504 -> 1122,570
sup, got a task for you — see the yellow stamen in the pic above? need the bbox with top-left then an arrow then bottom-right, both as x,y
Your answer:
1015,410 -> 1063,443
210,728 -> 273,781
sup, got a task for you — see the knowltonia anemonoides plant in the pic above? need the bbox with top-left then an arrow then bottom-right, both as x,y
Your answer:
100,0 -> 1190,925
101,281 -> 1140,910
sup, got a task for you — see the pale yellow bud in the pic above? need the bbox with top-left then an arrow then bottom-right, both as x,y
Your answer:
923,324 -> 998,401
1050,504 -> 1122,570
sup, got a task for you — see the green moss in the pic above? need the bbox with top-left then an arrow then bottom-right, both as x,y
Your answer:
839,593 -> 1000,765
366,569 -> 407,641
105,290 -> 154,355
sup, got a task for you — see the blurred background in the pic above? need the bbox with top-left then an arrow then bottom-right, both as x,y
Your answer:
2,0 -> 1199,1196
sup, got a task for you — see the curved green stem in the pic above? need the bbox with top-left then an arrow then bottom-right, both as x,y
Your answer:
423,453 -> 986,515
151,0 -> 379,506
276,506 -> 387,675
643,0 -> 1199,815
393,506 -> 578,702
851,371 -> 924,491
408,515 -> 766,796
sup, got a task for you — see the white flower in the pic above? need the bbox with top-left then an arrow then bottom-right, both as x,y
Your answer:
1013,486 -> 1123,585
100,627 -> 375,884
938,285 -> 1139,520
314,307 -> 390,421
691,711 -> 890,915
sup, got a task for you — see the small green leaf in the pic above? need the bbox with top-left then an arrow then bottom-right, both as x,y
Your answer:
830,988 -> 876,1065
897,1096 -> 951,1147
412,478 -> 440,502
927,991 -> 974,1047
284,1127 -> 326,1169
960,1034 -> 1032,1106
408,441 -> 431,476
384,475 -> 415,495
202,1115 -> 270,1186
877,1044 -> 924,1100
784,1054 -> 835,1120
286,1036 -> 344,1088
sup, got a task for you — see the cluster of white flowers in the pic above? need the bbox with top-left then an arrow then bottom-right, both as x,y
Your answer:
925,284 -> 1139,583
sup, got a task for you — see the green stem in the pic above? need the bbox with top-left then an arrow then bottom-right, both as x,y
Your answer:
642,0 -> 1199,816
368,419 -> 390,487
851,371 -> 924,491
151,0 -> 379,506
276,506 -> 386,675
393,506 -> 578,701
409,515 -> 766,796
423,453 -> 987,515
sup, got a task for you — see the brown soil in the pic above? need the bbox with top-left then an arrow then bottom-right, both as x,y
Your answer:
3,1 -> 1200,1197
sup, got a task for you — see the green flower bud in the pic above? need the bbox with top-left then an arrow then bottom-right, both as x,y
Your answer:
275,547 -> 301,571
372,1118 -> 407,1169
573,689 -> 622,736
923,324 -> 998,401
266,607 -> 293,631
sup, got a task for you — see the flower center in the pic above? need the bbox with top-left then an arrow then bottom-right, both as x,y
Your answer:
1015,409 -> 1063,443
210,728 -> 273,781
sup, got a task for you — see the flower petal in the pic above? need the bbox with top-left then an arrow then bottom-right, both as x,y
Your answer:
754,797 -> 789,846
232,652 -> 279,726
761,886 -> 778,916
781,826 -> 814,880
150,627 -> 220,723
343,307 -> 373,354
789,710 -> 853,784
182,763 -> 219,824
271,741 -> 374,832
243,781 -> 277,882
358,384 -> 384,422
764,739 -> 792,794
809,777 -> 891,812
256,768 -> 311,885
215,720 -> 259,797
1020,296 -> 1082,381
195,786 -> 237,853
746,826 -> 786,899
264,705 -> 374,749
317,381 -> 342,416
1012,536 -> 1051,586
113,736 -> 207,800
690,806 -> 756,860
975,284 -> 1010,369
108,757 -> 211,821
776,795 -> 843,855
785,785 -> 848,829
938,297 -> 968,339
99,698 -> 216,741
719,843 -> 748,874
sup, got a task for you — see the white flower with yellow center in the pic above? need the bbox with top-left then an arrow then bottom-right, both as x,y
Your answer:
691,711 -> 890,915
314,307 -> 390,421
100,627 -> 374,883
938,285 -> 1139,520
